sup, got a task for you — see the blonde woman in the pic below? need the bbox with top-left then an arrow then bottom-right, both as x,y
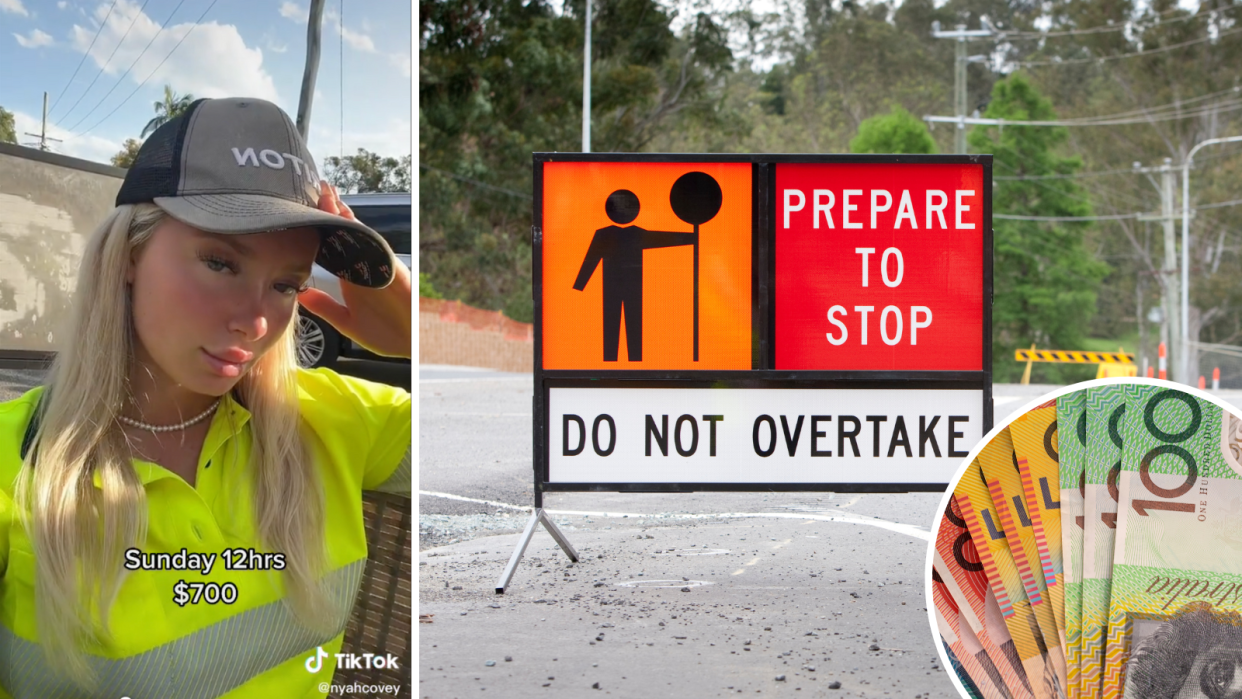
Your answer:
0,98 -> 411,698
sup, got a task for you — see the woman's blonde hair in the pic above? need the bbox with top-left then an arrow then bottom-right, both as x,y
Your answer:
11,203 -> 342,691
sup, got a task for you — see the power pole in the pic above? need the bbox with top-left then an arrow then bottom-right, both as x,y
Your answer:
1137,158 -> 1182,383
23,92 -> 62,152
582,0 -> 592,153
296,0 -> 326,140
931,21 -> 993,154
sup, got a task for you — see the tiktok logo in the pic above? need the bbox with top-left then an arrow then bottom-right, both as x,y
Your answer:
304,644 -> 402,672
305,646 -> 330,673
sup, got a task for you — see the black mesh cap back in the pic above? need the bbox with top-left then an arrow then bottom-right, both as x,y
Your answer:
115,99 -> 207,206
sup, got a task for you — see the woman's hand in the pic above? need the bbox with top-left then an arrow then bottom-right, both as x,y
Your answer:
297,182 -> 412,360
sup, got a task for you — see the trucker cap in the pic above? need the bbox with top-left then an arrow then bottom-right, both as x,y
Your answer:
115,97 -> 396,289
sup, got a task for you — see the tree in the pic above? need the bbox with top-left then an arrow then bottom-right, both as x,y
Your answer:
969,75 -> 1110,383
111,138 -> 143,168
419,0 -> 736,322
418,272 -> 443,299
322,150 -> 411,193
0,106 -> 15,144
849,105 -> 937,154
141,85 -> 195,139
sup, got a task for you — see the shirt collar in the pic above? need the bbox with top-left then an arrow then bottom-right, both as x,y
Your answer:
23,388 -> 253,488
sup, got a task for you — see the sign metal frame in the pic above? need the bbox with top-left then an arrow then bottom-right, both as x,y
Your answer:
531,153 -> 993,504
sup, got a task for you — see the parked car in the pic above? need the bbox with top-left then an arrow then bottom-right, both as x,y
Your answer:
297,191 -> 411,368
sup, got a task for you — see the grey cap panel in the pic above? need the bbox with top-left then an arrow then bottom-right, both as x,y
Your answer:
177,99 -> 318,206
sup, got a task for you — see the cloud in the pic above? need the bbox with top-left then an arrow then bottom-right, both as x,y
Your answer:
12,110 -> 122,165
14,28 -> 53,48
266,39 -> 287,53
279,2 -> 303,20
306,6 -> 376,53
57,1 -> 67,8
338,23 -> 374,52
65,0 -> 280,127
0,0 -> 27,16
308,117 -> 411,162
389,53 -> 410,78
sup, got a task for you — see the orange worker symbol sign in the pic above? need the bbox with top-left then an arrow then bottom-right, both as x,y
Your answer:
542,162 -> 752,370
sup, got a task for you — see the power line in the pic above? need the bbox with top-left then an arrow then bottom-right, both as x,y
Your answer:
995,212 -> 1139,221
63,0 -> 190,136
419,163 -> 526,198
71,0 -> 218,140
995,197 -> 1242,221
47,0 -> 119,119
999,5 -> 1240,39
54,0 -> 155,128
926,97 -> 1242,127
993,167 -> 1138,180
1015,25 -> 1242,66
1197,197 -> 1242,211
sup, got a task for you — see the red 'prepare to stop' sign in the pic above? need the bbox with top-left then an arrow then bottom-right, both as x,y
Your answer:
775,162 -> 985,371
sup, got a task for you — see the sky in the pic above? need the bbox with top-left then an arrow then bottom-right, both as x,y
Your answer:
0,0 -> 411,166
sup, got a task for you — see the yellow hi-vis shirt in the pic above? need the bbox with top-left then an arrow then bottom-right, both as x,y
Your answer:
0,367 -> 411,698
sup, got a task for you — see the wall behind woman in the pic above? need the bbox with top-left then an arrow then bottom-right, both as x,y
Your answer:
0,142 -> 123,358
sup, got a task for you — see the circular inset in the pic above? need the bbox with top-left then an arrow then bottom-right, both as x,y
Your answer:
926,378 -> 1242,699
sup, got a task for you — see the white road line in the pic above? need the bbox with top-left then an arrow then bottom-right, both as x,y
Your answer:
417,489 -> 931,540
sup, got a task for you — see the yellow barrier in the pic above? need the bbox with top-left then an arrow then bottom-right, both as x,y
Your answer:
1016,344 -> 1136,384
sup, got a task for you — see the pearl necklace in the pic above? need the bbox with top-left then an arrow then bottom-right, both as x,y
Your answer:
118,399 -> 221,433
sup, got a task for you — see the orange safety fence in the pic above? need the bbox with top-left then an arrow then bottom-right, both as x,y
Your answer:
419,298 -> 533,373
419,298 -> 534,342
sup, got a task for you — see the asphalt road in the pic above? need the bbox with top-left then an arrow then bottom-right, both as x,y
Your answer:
419,368 -> 958,699
417,369 -> 1242,699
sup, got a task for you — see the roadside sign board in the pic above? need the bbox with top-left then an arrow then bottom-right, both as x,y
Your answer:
533,154 -> 992,499
775,162 -> 985,370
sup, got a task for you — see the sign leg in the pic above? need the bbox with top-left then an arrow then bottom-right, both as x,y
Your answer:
495,509 -> 581,594
539,509 -> 580,562
496,510 -> 541,594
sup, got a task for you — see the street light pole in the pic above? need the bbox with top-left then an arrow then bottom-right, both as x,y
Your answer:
582,0 -> 592,153
1182,134 -> 1242,383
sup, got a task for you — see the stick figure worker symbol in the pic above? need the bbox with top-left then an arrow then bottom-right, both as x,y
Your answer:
572,172 -> 722,362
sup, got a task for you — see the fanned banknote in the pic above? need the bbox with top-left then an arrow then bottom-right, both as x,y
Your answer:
956,458 -> 1063,699
1010,400 -> 1068,665
946,639 -> 988,699
1057,390 -> 1088,699
978,427 -> 1070,690
1100,386 -> 1242,699
1080,385 -> 1132,699
935,567 -> 1016,699
936,501 -> 1037,699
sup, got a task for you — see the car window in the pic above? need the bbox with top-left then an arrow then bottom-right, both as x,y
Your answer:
352,205 -> 411,255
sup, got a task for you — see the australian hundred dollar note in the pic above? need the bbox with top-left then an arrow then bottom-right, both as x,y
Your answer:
1081,384 -> 1135,699
1057,390 -> 1088,699
1102,385 -> 1242,699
